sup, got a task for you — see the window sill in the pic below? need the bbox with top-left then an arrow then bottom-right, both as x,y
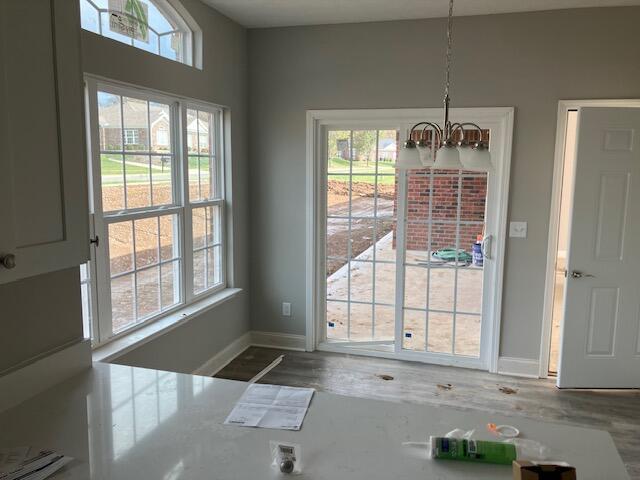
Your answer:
93,288 -> 242,364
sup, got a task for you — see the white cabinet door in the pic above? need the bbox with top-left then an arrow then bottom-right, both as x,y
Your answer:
558,107 -> 640,388
0,0 -> 89,284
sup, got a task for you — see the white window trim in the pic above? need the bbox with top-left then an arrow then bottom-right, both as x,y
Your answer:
305,108 -> 514,373
156,129 -> 169,146
84,74 -> 233,348
123,128 -> 139,145
181,100 -> 228,304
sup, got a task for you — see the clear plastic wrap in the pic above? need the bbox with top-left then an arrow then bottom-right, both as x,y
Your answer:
270,441 -> 302,474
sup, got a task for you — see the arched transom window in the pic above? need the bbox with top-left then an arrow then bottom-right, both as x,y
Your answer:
80,0 -> 199,67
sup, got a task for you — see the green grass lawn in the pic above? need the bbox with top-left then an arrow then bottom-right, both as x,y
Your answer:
328,174 -> 396,185
101,155 -> 149,175
188,155 -> 213,172
328,157 -> 396,184
101,155 -> 210,176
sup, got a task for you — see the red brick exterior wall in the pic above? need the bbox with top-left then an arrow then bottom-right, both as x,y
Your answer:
100,127 -> 149,151
396,129 -> 489,252
404,174 -> 487,251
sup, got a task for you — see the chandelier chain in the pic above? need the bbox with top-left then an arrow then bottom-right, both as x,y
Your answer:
445,0 -> 454,99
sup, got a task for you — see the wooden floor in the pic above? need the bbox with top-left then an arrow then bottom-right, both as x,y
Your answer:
216,347 -> 640,478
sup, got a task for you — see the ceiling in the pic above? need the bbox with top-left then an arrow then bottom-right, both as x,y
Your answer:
201,0 -> 640,28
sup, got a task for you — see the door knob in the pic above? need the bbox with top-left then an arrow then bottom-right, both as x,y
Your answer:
0,254 -> 16,269
571,270 -> 594,279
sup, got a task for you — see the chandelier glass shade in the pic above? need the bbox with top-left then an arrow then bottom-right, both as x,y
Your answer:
395,0 -> 492,172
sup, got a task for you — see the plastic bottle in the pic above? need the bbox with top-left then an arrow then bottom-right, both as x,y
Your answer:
472,235 -> 483,267
429,436 -> 551,465
429,436 -> 516,465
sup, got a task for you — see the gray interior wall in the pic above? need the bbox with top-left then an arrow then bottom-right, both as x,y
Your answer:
112,296 -> 245,373
0,0 -> 249,375
81,0 -> 250,372
247,7 -> 640,361
0,268 -> 83,373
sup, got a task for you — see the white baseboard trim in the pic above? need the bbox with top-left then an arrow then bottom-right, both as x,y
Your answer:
0,338 -> 92,413
194,333 -> 540,381
497,356 -> 540,378
191,331 -> 306,378
250,331 -> 307,351
192,332 -> 252,377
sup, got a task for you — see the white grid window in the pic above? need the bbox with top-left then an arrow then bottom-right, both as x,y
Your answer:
326,129 -> 398,342
401,167 -> 487,357
186,108 -> 224,294
79,0 -> 197,67
324,127 -> 489,359
85,79 -> 228,345
124,129 -> 139,145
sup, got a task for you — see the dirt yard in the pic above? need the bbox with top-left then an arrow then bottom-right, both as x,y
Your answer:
327,179 -> 396,208
326,180 -> 396,275
102,183 -> 214,330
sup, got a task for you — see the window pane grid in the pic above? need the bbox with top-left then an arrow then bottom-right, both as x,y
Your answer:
188,107 -> 224,297
111,256 -> 181,280
324,126 -> 486,357
80,0 -> 190,64
402,164 -> 487,357
187,108 -> 218,202
99,92 -> 175,212
326,129 -> 398,342
191,202 -> 223,294
88,83 -> 227,344
109,213 -> 181,331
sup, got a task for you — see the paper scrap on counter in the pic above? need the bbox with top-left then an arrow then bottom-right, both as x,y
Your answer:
0,447 -> 73,480
224,384 -> 314,430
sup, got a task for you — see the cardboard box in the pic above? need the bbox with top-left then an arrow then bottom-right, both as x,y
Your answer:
512,460 -> 577,479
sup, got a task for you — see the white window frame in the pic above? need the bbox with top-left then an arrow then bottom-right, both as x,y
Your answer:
85,75 -> 229,347
156,128 -> 169,147
123,128 -> 140,145
181,101 -> 227,301
80,0 -> 202,68
305,108 -> 514,373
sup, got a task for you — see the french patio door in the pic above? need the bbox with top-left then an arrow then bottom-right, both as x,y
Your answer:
316,110 -> 511,370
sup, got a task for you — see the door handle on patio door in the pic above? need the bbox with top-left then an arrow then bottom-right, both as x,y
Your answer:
481,235 -> 492,260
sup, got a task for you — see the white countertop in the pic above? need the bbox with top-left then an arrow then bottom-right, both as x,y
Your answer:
0,363 -> 629,479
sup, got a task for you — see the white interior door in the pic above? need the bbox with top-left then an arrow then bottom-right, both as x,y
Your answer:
558,107 -> 640,388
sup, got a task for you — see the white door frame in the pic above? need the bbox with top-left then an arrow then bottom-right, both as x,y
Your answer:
539,99 -> 640,378
305,107 -> 514,373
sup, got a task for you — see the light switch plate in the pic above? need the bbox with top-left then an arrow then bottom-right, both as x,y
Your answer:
282,302 -> 291,317
509,221 -> 527,238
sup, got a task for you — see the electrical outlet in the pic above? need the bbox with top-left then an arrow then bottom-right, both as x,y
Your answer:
509,221 -> 528,238
282,302 -> 291,317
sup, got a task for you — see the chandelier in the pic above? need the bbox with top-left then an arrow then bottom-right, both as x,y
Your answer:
396,0 -> 492,171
